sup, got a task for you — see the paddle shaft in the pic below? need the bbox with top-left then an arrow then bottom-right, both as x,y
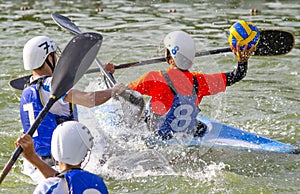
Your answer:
85,29 -> 293,72
0,98 -> 55,184
6,47 -> 241,91
1,33 -> 102,184
71,30 -> 143,102
10,16 -> 294,91
51,13 -> 115,86
52,13 -> 294,75
86,48 -> 232,74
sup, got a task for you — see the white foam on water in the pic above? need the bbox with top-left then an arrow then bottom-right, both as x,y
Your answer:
184,161 -> 228,182
79,102 -> 229,183
76,81 -> 172,178
78,81 -> 228,182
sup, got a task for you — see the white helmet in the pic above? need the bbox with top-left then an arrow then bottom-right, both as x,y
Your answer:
51,121 -> 94,166
23,36 -> 57,70
163,31 -> 196,70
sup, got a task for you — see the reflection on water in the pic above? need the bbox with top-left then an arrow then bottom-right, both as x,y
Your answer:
0,0 -> 299,193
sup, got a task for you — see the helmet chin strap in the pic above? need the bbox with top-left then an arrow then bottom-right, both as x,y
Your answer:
165,51 -> 177,68
165,49 -> 172,65
166,57 -> 177,68
45,52 -> 56,72
80,150 -> 92,169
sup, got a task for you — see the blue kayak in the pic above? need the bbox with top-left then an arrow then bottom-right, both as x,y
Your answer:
144,116 -> 299,154
93,103 -> 299,155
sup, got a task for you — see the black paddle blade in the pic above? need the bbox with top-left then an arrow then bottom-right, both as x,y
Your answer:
8,74 -> 31,91
51,32 -> 102,99
0,32 -> 102,185
254,30 -> 294,56
8,29 -> 294,91
51,13 -> 81,35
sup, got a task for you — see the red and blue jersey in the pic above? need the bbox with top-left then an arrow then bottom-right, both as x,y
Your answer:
128,68 -> 227,116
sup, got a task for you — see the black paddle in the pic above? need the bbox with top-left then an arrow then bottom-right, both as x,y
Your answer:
51,13 -> 145,127
89,29 -> 294,71
51,14 -> 294,70
0,32 -> 102,184
9,29 -> 294,91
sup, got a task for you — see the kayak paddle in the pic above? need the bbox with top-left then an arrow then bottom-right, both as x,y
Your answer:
0,32 -> 102,184
51,14 -> 294,72
51,13 -> 145,127
88,29 -> 294,71
9,28 -> 294,91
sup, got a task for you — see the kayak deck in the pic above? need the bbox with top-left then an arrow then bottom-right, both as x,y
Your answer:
145,116 -> 299,154
198,117 -> 299,153
94,104 -> 299,154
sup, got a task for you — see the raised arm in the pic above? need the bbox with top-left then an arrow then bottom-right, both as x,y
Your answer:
225,43 -> 256,86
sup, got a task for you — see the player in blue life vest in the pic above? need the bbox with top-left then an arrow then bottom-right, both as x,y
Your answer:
20,36 -> 126,183
15,121 -> 109,194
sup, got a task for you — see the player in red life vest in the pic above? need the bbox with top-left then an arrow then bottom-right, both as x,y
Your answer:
126,31 -> 256,139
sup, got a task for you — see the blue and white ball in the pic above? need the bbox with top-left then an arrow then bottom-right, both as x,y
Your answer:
228,20 -> 260,50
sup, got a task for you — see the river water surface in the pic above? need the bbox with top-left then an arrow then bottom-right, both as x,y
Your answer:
0,0 -> 299,193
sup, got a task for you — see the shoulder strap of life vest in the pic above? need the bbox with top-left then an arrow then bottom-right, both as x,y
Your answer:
162,70 -> 198,95
26,76 -> 75,117
26,76 -> 48,88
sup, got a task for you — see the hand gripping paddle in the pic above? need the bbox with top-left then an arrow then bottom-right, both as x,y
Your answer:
51,13 -> 145,127
0,32 -> 102,184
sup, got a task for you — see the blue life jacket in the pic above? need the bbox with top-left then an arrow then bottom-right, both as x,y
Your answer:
20,77 -> 77,157
58,169 -> 108,194
157,71 -> 200,139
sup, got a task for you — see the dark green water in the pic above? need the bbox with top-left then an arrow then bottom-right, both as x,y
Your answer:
0,0 -> 299,193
